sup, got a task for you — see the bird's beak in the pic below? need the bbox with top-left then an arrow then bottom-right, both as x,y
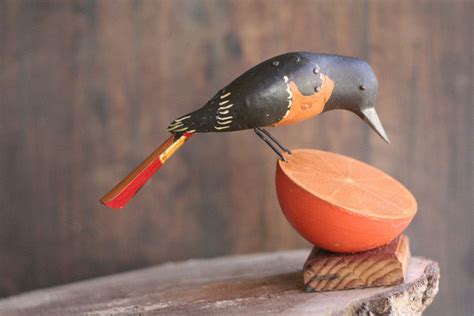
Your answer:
360,108 -> 390,144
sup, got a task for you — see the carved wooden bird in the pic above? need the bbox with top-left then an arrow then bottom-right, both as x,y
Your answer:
101,52 -> 389,208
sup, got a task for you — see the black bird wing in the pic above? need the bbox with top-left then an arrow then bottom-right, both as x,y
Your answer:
167,55 -> 294,133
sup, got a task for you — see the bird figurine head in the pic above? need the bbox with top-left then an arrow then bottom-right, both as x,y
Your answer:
320,55 -> 389,143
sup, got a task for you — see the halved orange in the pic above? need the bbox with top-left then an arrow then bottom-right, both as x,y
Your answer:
276,149 -> 417,253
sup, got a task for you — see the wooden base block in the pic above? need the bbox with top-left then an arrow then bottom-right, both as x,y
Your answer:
303,235 -> 410,292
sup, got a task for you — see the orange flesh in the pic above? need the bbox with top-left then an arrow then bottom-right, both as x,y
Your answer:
279,149 -> 416,220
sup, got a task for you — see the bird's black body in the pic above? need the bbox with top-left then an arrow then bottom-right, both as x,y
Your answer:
167,52 -> 378,134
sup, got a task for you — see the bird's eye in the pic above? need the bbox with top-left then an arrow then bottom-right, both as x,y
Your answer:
359,85 -> 366,91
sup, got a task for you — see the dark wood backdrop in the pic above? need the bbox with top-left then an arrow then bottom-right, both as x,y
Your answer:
1,1 -> 472,314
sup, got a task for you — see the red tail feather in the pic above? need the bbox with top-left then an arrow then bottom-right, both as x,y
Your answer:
100,133 -> 193,209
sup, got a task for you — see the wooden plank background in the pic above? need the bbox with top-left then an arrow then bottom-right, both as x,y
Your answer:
0,1 -> 471,315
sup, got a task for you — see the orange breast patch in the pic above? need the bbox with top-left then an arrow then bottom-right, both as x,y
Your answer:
275,74 -> 335,126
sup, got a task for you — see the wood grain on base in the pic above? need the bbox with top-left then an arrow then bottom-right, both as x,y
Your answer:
304,235 -> 410,292
0,250 -> 438,315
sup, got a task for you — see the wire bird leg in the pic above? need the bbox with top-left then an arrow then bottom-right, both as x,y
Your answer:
254,128 -> 291,162
256,128 -> 292,154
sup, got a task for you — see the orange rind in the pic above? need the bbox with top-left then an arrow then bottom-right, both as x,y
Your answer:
276,149 -> 417,253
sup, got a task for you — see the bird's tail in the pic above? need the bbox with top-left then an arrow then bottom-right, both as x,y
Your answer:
100,132 -> 194,209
